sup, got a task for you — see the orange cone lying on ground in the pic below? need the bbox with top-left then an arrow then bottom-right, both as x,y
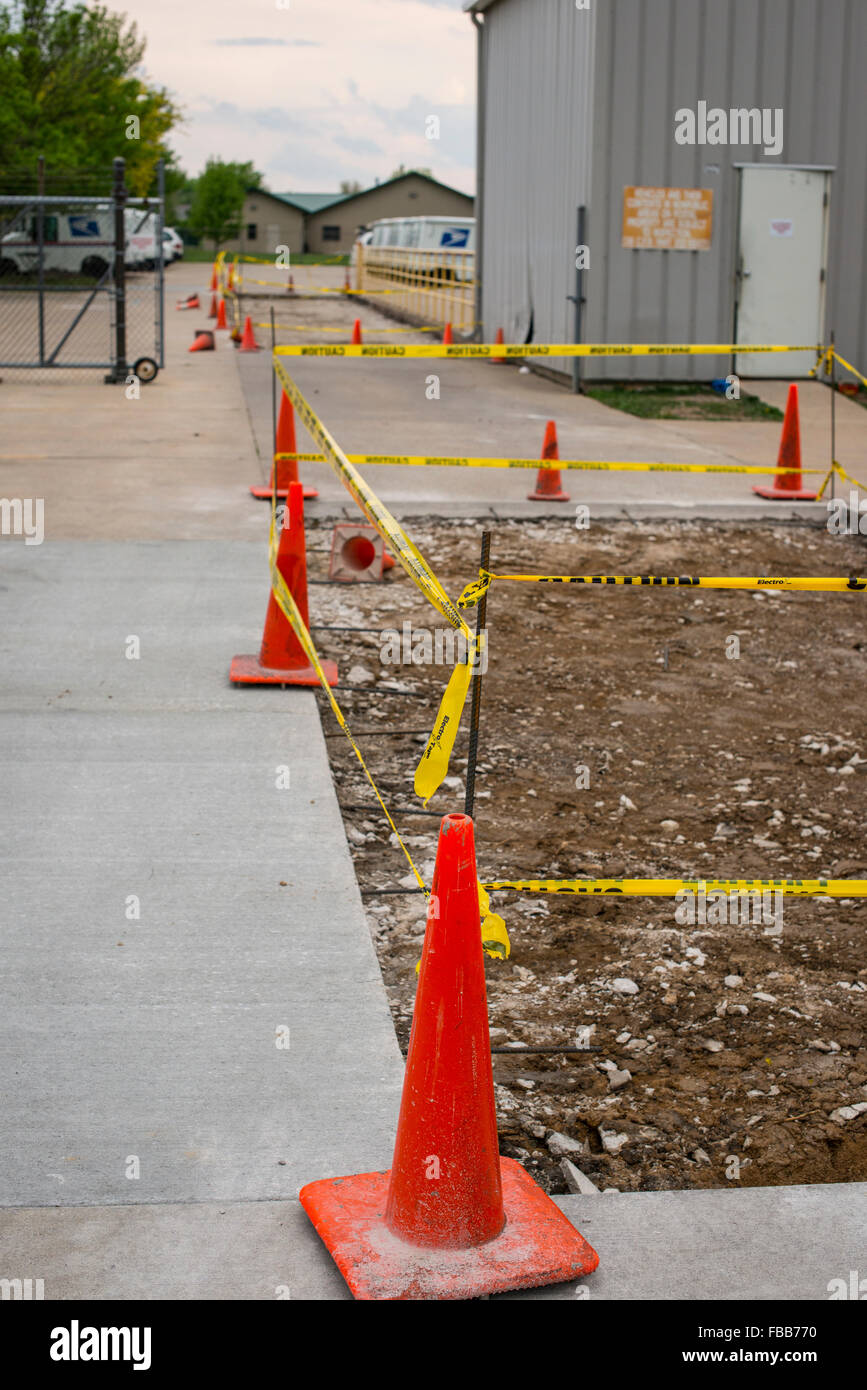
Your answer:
230,482 -> 337,687
188,329 -> 215,352
528,420 -> 570,502
239,315 -> 260,352
300,812 -> 598,1299
215,298 -> 228,331
176,293 -> 199,310
250,392 -> 319,501
752,383 -> 817,500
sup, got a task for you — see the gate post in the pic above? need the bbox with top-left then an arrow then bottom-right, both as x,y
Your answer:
105,156 -> 128,383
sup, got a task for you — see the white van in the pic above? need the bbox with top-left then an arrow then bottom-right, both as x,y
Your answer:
0,208 -> 115,279
366,216 -> 475,253
124,209 -> 164,271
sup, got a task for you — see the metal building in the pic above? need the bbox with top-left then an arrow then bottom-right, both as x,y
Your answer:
467,0 -> 867,382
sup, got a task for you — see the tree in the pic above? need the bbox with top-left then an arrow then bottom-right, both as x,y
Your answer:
339,179 -> 362,195
188,159 -> 263,250
389,164 -> 432,180
0,0 -> 181,193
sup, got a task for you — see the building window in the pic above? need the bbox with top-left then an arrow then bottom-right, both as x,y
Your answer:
322,225 -> 341,241
247,224 -> 257,241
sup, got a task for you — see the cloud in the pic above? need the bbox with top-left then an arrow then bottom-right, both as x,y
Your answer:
213,38 -> 321,48
334,134 -> 384,157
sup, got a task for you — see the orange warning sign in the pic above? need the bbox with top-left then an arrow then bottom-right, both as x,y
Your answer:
622,186 -> 713,251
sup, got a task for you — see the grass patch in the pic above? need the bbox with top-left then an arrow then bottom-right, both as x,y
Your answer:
584,380 -> 784,421
179,247 -> 349,266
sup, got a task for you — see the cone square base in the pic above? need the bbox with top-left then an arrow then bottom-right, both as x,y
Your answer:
751,485 -> 818,500
299,1156 -> 598,1301
249,485 -> 319,500
229,654 -> 337,687
527,489 -> 570,502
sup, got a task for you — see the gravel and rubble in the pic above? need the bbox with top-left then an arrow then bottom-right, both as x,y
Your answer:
307,516 -> 867,1194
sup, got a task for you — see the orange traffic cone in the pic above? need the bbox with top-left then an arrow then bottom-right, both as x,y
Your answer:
188,329 -> 215,352
250,392 -> 318,501
215,298 -> 228,330
176,293 -> 199,310
491,327 -> 506,364
227,264 -> 235,292
442,322 -> 453,345
752,384 -> 817,500
528,420 -> 570,502
207,293 -> 218,319
239,315 -> 260,351
230,482 -> 337,687
300,813 -> 599,1299
351,318 -> 362,345
209,264 -> 218,292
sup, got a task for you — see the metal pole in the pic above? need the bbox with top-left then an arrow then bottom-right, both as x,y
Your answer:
156,157 -> 165,369
829,329 -> 836,501
36,156 -> 45,366
270,304 -> 277,457
107,157 -> 128,382
570,204 -> 586,394
464,530 -> 491,819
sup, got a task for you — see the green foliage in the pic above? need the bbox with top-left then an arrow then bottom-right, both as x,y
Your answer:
0,0 -> 182,193
188,159 -> 263,250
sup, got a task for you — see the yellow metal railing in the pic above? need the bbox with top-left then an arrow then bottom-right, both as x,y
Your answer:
357,245 -> 475,333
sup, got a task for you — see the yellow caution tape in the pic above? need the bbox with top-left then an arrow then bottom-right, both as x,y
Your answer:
481,878 -> 867,897
274,342 -> 821,360
831,460 -> 867,492
459,570 -> 867,607
832,351 -> 867,389
272,357 -> 474,802
276,450 -> 824,478
265,500 -> 509,959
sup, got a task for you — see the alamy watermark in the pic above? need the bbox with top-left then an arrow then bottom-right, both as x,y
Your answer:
675,102 -> 783,158
674,889 -> 783,929
0,497 -> 44,545
380,623 -> 488,674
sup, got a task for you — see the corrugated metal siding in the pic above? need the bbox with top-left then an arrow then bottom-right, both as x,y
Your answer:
479,0 -> 596,373
588,0 -> 867,379
480,0 -> 867,382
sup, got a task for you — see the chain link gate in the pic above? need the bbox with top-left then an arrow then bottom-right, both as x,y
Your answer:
0,157 -> 164,383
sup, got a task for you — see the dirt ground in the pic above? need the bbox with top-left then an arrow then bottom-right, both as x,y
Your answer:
306,515 -> 867,1196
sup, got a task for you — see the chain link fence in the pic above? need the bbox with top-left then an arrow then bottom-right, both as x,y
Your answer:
0,158 -> 164,384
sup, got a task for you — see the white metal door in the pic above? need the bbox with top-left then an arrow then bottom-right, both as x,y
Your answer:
735,167 -> 829,378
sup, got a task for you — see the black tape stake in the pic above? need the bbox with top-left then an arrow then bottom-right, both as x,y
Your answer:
465,530 -> 491,819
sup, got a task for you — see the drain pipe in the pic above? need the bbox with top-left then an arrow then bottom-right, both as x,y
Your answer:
471,9 -> 485,342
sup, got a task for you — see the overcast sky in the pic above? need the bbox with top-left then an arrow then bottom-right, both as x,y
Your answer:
118,0 -> 476,194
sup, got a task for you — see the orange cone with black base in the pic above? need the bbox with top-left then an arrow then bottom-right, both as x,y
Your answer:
176,293 -> 199,310
491,327 -> 506,363
189,329 -> 215,352
752,384 -> 817,500
239,315 -> 260,351
250,391 -> 319,501
215,298 -> 228,330
351,318 -> 362,345
300,812 -> 598,1300
230,482 -> 337,687
528,420 -> 570,502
